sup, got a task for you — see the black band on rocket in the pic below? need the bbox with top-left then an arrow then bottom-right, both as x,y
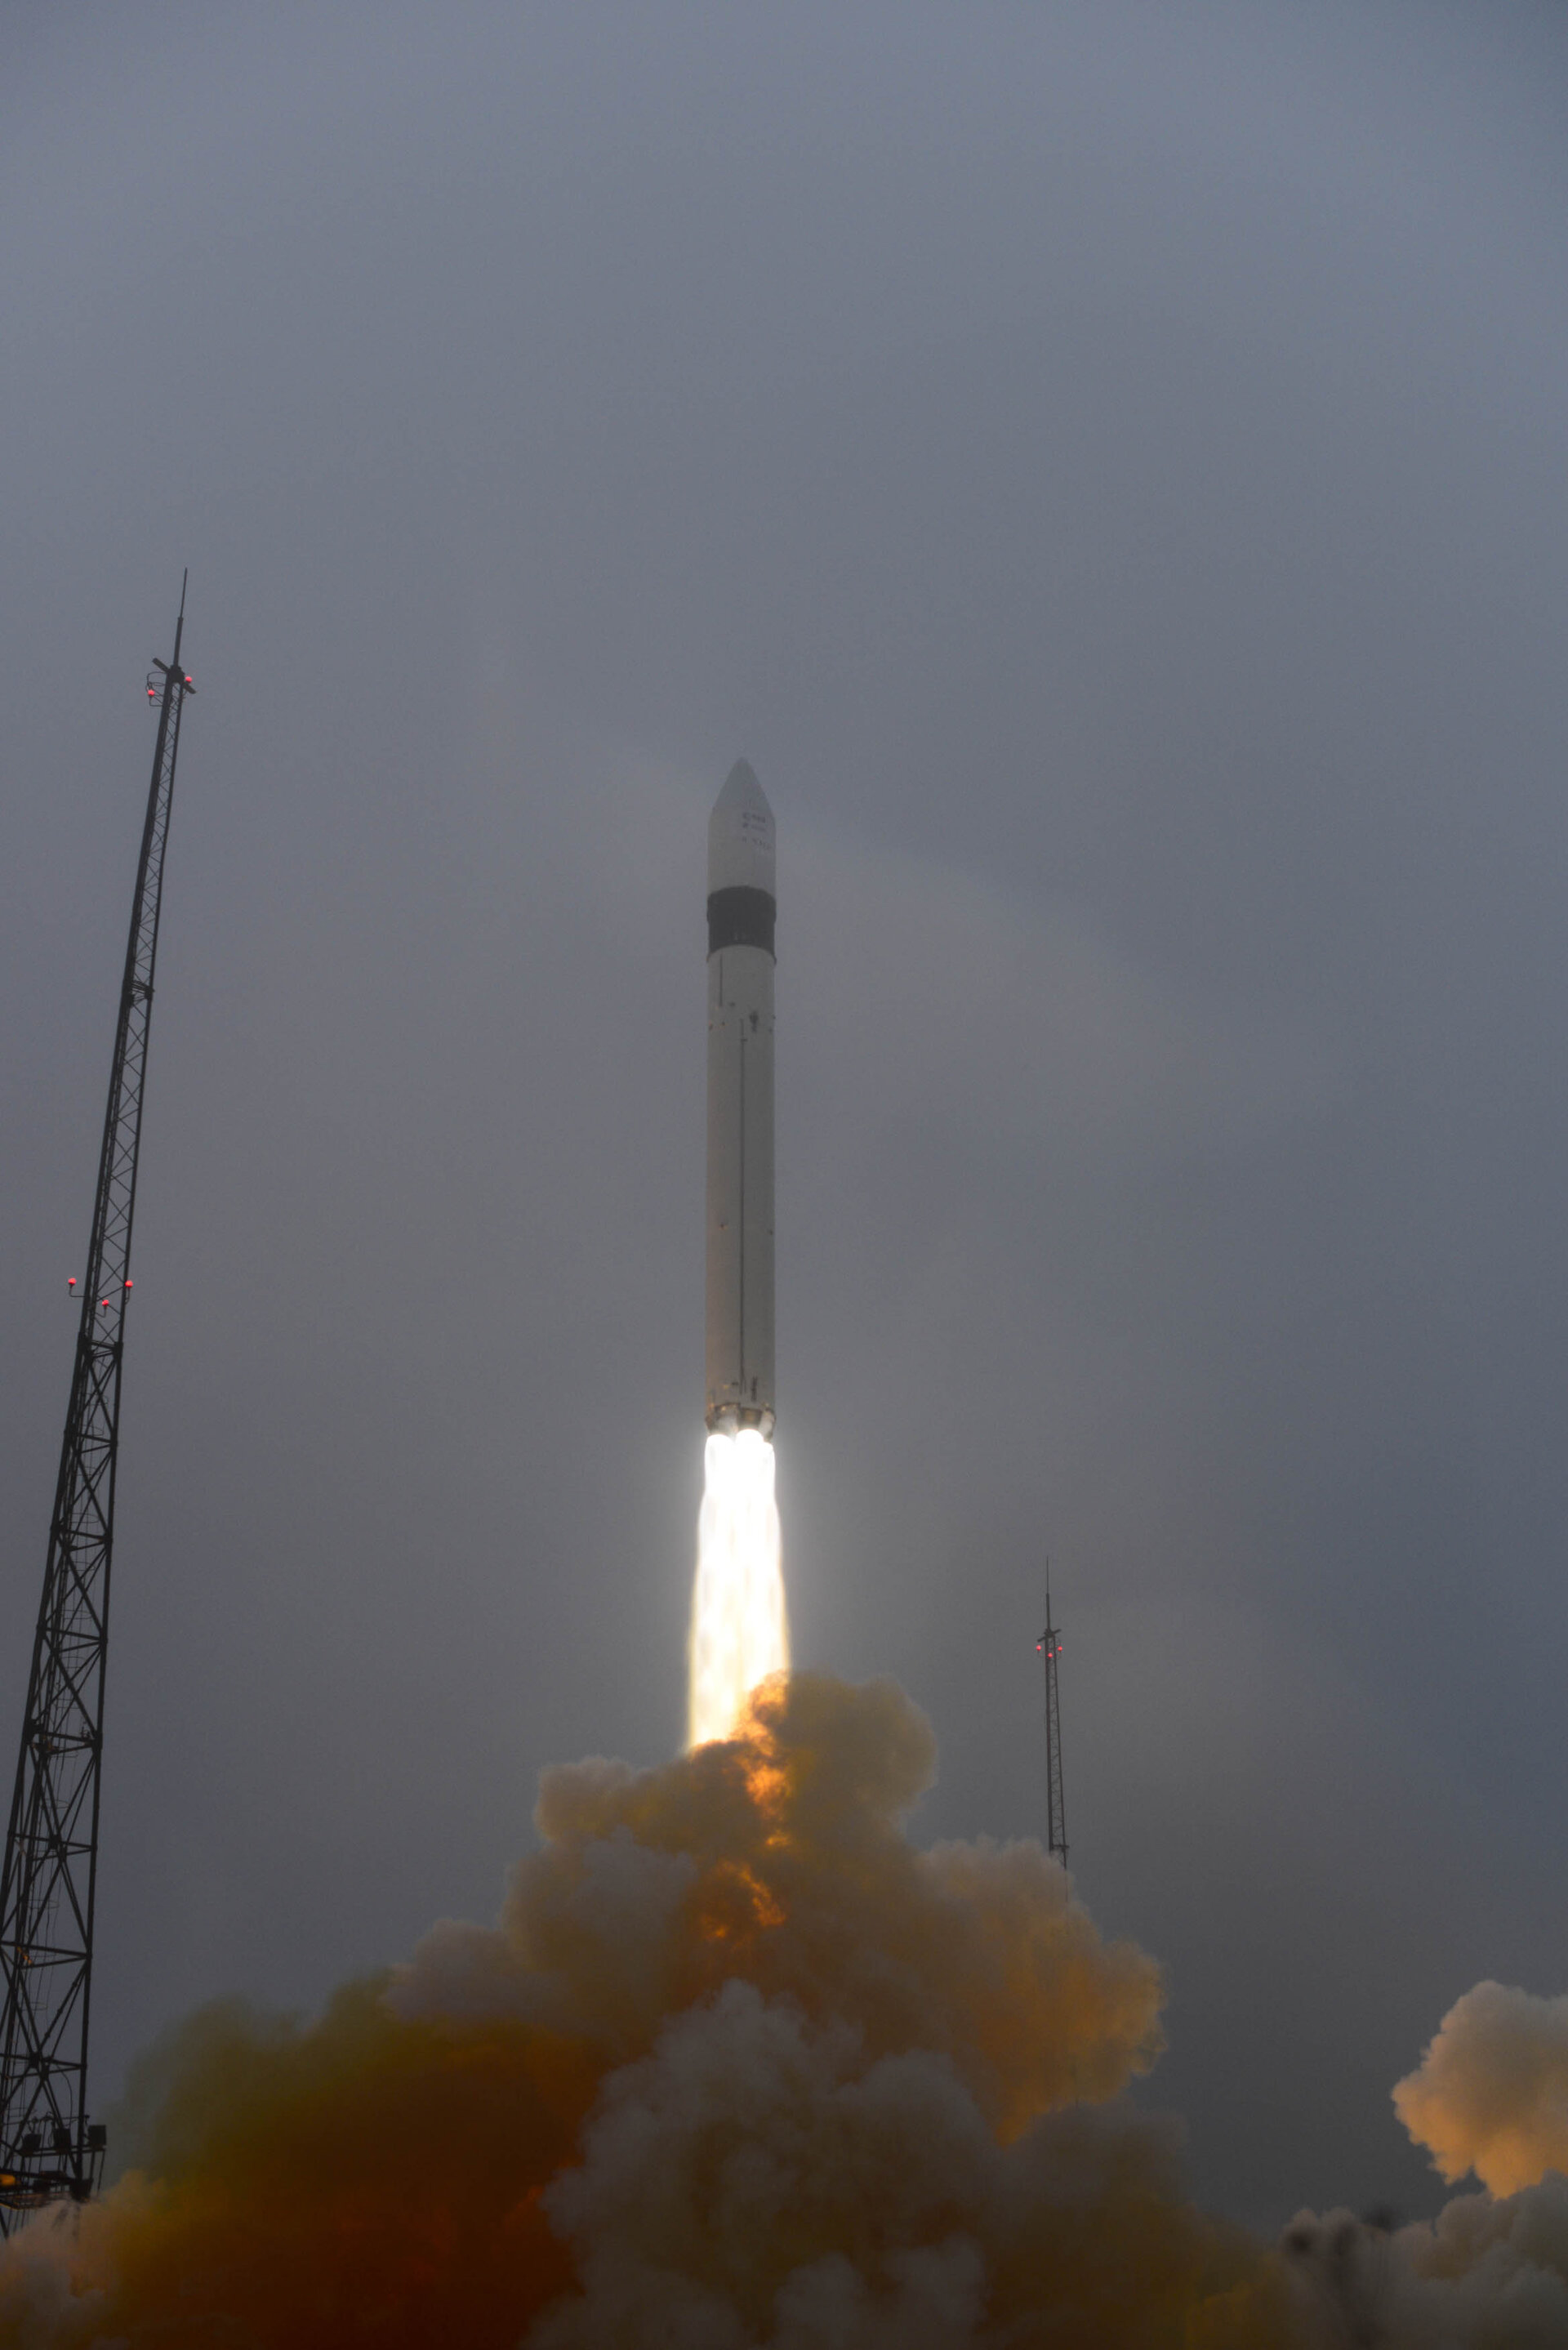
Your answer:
707,885 -> 776,957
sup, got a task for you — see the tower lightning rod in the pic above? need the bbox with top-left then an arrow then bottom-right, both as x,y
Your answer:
0,582 -> 194,2227
1036,1564 -> 1067,1872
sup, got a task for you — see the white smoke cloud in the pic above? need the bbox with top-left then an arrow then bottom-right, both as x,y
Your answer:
533,1980 -> 1205,2350
1285,2182 -> 1568,2347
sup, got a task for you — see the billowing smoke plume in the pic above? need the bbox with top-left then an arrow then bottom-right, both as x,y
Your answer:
10,1671 -> 1568,2347
1283,2183 -> 1568,2345
1269,1975 -> 1568,2344
0,1674 -> 1297,2348
1393,1980 -> 1568,2196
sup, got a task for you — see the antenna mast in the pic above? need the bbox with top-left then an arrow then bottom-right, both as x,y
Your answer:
1037,1568 -> 1067,1871
0,584 -> 194,2226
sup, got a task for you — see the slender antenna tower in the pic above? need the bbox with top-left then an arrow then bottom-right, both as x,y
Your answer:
0,584 -> 194,2227
1036,1566 -> 1067,1871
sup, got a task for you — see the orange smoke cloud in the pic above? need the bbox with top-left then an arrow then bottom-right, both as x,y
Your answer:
1393,1979 -> 1568,2196
0,1674 -> 1298,2348
394,1672 -> 1164,2134
0,1987 -> 590,2346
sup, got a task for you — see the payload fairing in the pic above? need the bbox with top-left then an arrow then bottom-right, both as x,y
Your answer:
706,761 -> 776,1436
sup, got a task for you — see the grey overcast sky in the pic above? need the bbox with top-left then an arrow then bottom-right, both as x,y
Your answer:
2,0 -> 1568,2235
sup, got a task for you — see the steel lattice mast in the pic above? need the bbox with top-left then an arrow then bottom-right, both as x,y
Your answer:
0,583 -> 194,2226
1036,1569 -> 1067,1872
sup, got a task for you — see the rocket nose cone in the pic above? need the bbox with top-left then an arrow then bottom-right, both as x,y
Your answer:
708,759 -> 776,896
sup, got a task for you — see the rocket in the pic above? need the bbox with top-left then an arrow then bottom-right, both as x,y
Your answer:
706,760 -> 776,1437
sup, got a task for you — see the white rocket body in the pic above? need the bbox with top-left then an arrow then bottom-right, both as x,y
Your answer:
706,761 -> 776,1435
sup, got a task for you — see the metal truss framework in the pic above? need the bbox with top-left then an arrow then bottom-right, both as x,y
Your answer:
1037,1573 -> 1067,1873
0,586 -> 193,2227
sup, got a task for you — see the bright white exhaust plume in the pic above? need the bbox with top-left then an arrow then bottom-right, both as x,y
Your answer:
686,1427 -> 789,1746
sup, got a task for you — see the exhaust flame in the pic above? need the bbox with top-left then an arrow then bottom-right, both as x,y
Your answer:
686,1428 -> 789,1748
